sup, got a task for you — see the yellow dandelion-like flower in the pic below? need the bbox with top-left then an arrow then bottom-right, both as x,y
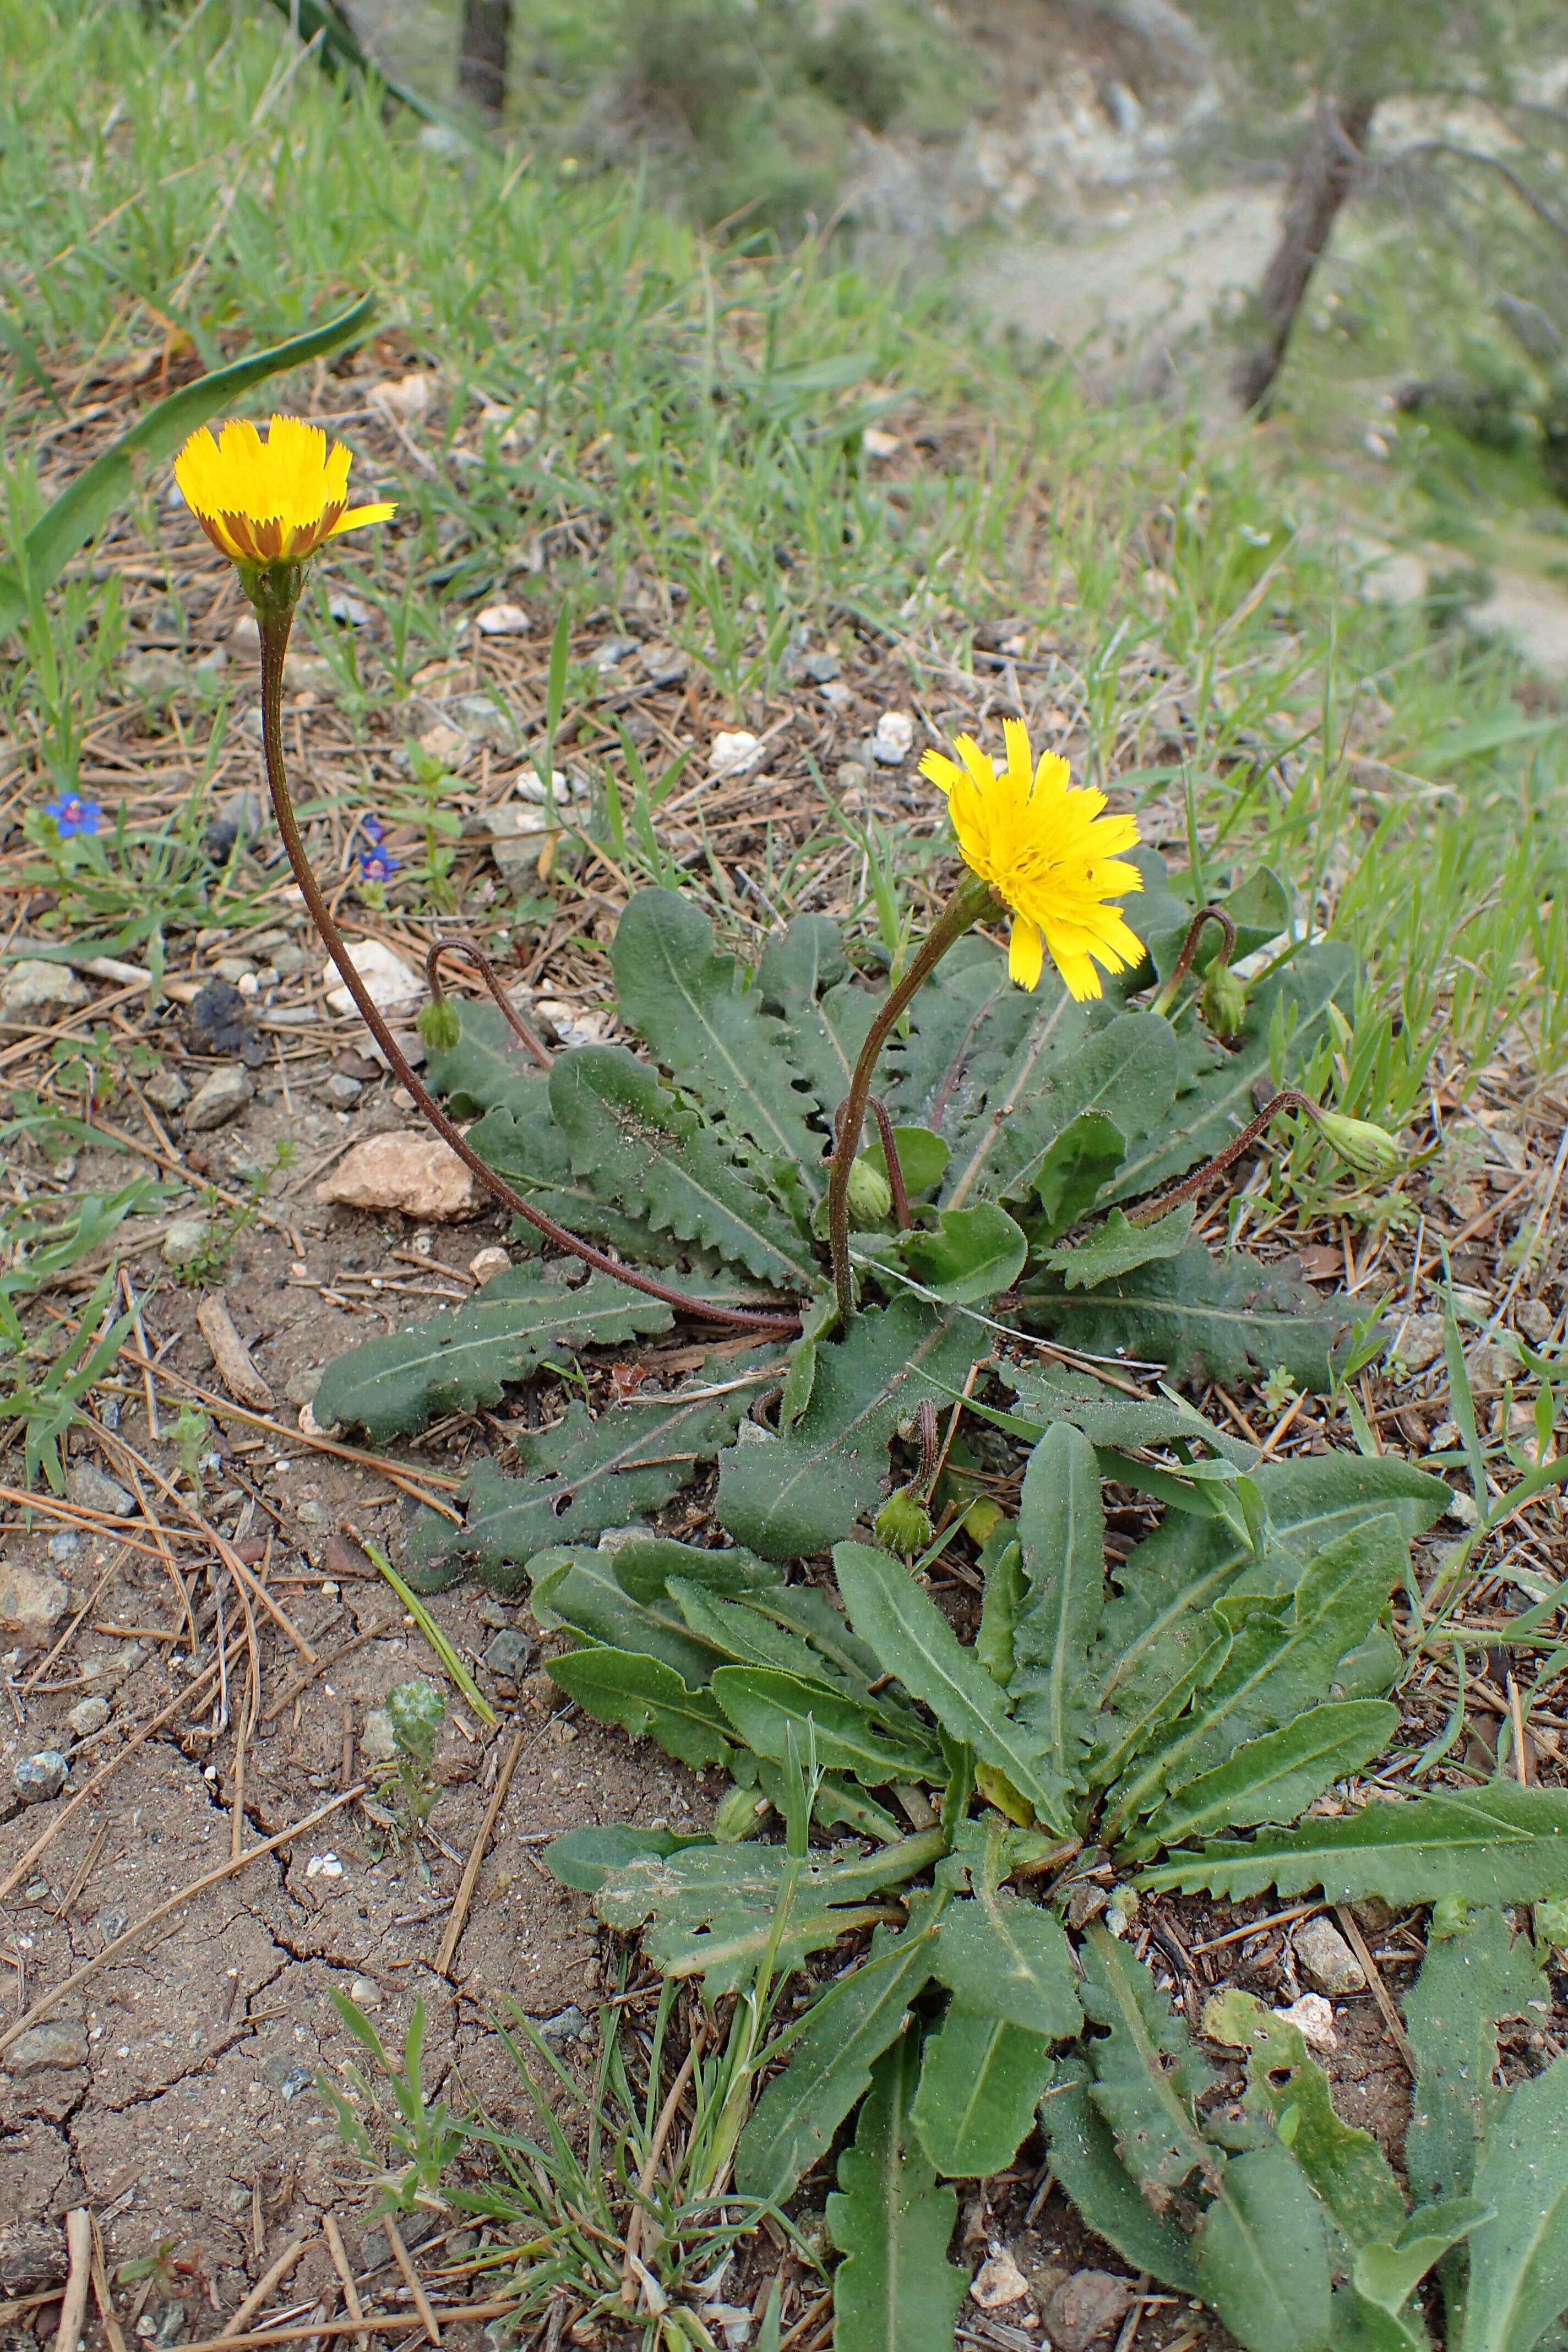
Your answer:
173,413 -> 395,568
919,718 -> 1144,1000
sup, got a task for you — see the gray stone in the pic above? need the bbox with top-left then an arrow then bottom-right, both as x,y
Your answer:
802,649 -> 841,683
162,1215 -> 212,1269
536,2005 -> 586,2046
123,649 -> 187,698
361,1708 -> 398,1763
144,1068 -> 188,1112
484,1629 -> 535,1679
0,1564 -> 68,1646
3,2021 -> 88,2075
46,1531 -> 79,1561
67,1696 -> 111,1740
211,955 -> 257,985
296,1499 -> 332,1528
271,943 -> 307,977
1294,1915 -> 1366,1996
0,959 -> 90,1017
325,1072 -> 364,1107
285,1367 -> 324,1408
66,1460 -> 133,1517
1043,2271 -> 1137,2350
185,1063 -> 252,1130
347,1975 -> 383,2010
1390,1313 -> 1444,1373
13,1751 -> 68,1804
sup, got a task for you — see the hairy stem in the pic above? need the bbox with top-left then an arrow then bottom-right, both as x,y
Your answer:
257,607 -> 798,1335
1126,1087 -> 1319,1227
1149,903 -> 1238,1020
424,935 -> 553,1072
826,876 -> 994,1319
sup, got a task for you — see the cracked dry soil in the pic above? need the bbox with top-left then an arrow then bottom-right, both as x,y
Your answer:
0,1072 -> 720,2339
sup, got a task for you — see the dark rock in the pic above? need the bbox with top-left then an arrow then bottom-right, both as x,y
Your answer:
13,1752 -> 67,1804
484,1629 -> 535,1679
184,981 -> 267,1066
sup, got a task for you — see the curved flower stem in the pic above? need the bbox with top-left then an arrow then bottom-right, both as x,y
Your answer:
867,1097 -> 912,1231
424,936 -> 553,1072
256,608 -> 799,1336
1126,1087 -> 1319,1228
1150,905 -> 1237,1020
826,875 -> 995,1321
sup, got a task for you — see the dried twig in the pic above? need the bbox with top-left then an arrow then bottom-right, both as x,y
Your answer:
381,2221 -> 440,2348
1334,1905 -> 1416,2076
434,1724 -> 526,1977
53,2211 -> 92,2352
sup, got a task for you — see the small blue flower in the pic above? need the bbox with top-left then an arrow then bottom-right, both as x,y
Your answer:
359,847 -> 399,884
43,795 -> 102,839
361,815 -> 388,845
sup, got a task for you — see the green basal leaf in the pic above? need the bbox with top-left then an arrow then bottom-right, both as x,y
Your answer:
1022,1238 -> 1345,1392
710,1664 -> 941,1785
1029,1111 -> 1128,1239
1104,943 -> 1355,1207
941,1008 -> 1175,1213
975,1524 -> 1025,1689
1194,2140 -> 1334,2352
1140,1787 -> 1568,1905
735,1898 -> 947,2205
1037,2060 -> 1198,2293
1079,1925 -> 1220,2198
756,913 -> 878,1149
1104,1514 -> 1407,1832
312,1265 -> 673,1442
1008,1423 -> 1105,1790
999,1359 -> 1259,1469
612,889 -> 830,1194
879,936 -> 1023,1130
911,2001 -> 1055,2177
1406,1908 -> 1547,2211
1043,1201 -> 1196,1289
671,1580 -> 872,1702
587,1830 -> 945,1997
1134,1700 -> 1398,1856
423,1001 -> 542,1117
551,1043 -> 819,1288
826,2028 -> 968,2352
609,1534 -> 782,1603
716,1298 -> 986,1559
1354,2201 -> 1490,2321
1461,2056 -> 1568,2352
527,1544 -> 729,1684
879,1201 -> 1028,1305
1204,1988 -> 1407,2249
930,1888 -> 1082,2039
545,1645 -> 736,1772
411,1382 -> 759,1589
834,1542 -> 1072,1833
543,1823 -> 703,1892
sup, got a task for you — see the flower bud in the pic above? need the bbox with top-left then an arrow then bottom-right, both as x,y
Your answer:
1200,961 -> 1248,1039
713,1783 -> 769,1843
417,997 -> 462,1053
846,1156 -> 894,1228
1313,1108 -> 1401,1176
873,1484 -> 933,1559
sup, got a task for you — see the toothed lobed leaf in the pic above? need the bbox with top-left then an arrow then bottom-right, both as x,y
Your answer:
1139,1785 -> 1568,1905
1134,1700 -> 1399,1855
583,1828 -> 944,1997
1022,1238 -> 1347,1391
550,1043 -> 820,1288
938,1006 -> 1178,1213
1037,2061 -> 1198,2293
409,1382 -> 761,1589
1078,1925 -> 1221,2199
311,1265 -> 673,1442
544,1645 -> 737,1772
715,1296 -> 987,1559
1044,1201 -> 1196,1288
612,889 -> 831,1193
755,913 -> 879,1146
826,2030 -> 968,2352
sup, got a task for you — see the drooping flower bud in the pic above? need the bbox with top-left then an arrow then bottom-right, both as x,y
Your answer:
845,1156 -> 894,1228
873,1484 -> 933,1558
417,997 -> 462,1053
1313,1108 -> 1401,1176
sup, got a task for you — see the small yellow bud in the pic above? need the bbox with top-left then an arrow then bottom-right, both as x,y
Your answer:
417,998 -> 462,1053
873,1485 -> 933,1559
1313,1108 -> 1401,1176
846,1156 -> 894,1227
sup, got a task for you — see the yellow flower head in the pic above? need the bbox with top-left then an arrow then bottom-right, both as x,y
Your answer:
920,718 -> 1144,1000
173,413 -> 395,568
